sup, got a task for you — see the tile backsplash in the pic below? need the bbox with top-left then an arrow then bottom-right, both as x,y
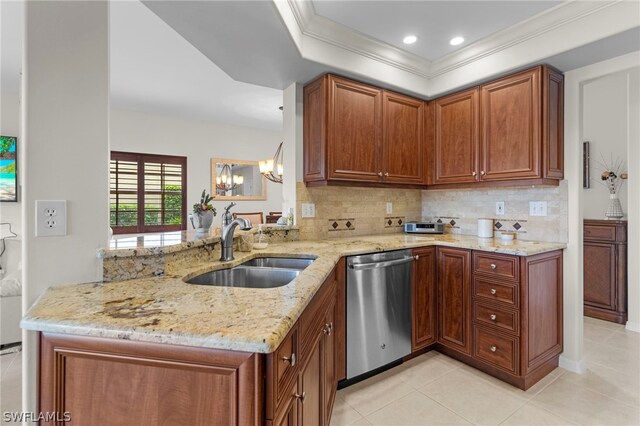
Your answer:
296,182 -> 421,240
421,181 -> 568,243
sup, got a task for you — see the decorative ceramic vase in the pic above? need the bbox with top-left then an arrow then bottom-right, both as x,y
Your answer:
194,210 -> 214,233
605,194 -> 624,219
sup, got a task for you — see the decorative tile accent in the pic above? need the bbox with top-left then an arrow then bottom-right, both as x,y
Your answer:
513,222 -> 522,230
384,216 -> 406,228
328,218 -> 356,232
431,216 -> 460,230
495,222 -> 503,229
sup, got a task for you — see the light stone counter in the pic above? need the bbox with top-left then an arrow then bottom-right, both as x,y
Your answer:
22,234 -> 565,354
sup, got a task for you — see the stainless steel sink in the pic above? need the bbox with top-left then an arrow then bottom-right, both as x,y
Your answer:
239,257 -> 315,270
186,257 -> 315,288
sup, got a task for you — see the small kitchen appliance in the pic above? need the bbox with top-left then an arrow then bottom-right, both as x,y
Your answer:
403,221 -> 444,234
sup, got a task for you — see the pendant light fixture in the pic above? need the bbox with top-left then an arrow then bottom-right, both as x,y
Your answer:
216,163 -> 244,192
259,105 -> 284,184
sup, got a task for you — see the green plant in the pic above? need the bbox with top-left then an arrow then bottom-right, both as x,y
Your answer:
193,189 -> 216,215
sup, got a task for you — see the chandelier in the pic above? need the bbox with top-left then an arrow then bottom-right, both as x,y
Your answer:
216,163 -> 244,192
259,141 -> 283,184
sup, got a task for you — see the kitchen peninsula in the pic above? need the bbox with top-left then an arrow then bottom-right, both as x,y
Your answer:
23,232 -> 564,425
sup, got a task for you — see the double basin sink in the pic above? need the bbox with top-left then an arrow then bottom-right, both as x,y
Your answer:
186,257 -> 315,289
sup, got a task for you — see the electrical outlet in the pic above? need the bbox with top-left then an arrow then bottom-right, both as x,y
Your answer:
386,202 -> 393,214
301,203 -> 315,218
529,201 -> 548,217
36,200 -> 67,237
496,201 -> 505,215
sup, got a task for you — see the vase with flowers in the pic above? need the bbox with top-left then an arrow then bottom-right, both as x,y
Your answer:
595,156 -> 628,219
191,190 -> 216,233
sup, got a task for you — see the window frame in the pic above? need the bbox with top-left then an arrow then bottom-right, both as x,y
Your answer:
110,151 -> 187,234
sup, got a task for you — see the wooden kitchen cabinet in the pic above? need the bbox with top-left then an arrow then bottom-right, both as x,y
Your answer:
437,247 -> 472,355
432,88 -> 479,185
583,220 -> 627,324
429,65 -> 564,188
303,74 -> 426,187
412,247 -> 437,351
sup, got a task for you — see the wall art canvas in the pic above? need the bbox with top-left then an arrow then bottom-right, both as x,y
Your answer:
0,136 -> 17,202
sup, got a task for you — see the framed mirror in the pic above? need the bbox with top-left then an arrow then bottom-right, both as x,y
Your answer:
211,158 -> 267,200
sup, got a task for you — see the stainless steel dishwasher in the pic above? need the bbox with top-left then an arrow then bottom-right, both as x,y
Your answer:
346,249 -> 413,380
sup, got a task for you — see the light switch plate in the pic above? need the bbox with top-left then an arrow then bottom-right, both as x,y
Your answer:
301,203 -> 315,218
496,201 -> 505,215
36,200 -> 67,237
529,201 -> 548,217
386,202 -> 393,214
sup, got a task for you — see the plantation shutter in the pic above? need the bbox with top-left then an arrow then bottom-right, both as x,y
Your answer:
110,152 -> 187,234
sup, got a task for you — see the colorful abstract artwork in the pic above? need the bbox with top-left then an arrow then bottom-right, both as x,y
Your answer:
0,136 -> 17,202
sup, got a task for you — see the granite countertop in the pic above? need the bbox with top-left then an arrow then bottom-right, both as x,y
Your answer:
22,234 -> 565,354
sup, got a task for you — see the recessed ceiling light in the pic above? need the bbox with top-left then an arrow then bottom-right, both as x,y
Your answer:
450,36 -> 465,46
403,35 -> 418,45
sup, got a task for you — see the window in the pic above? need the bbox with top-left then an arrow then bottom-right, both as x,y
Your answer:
110,151 -> 187,234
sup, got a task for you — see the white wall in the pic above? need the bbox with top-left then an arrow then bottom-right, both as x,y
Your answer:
22,0 -> 110,413
582,70 -> 636,219
0,92 -> 21,279
110,108 -> 283,222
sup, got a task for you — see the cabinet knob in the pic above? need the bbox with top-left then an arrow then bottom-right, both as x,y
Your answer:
414,255 -> 420,260
282,353 -> 296,367
472,171 -> 477,177
481,171 -> 486,176
377,172 -> 383,177
490,288 -> 497,295
490,263 -> 497,270
490,314 -> 497,321
295,391 -> 306,403
490,345 -> 497,352
384,172 -> 389,177
323,323 -> 333,335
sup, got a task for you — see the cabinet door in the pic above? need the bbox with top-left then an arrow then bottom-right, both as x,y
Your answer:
480,68 -> 541,181
437,248 -> 472,355
584,242 -> 617,310
433,88 -> 479,184
273,382 -> 299,426
323,299 -> 337,424
328,76 -> 383,182
298,330 -> 324,426
412,247 -> 437,351
382,91 -> 425,184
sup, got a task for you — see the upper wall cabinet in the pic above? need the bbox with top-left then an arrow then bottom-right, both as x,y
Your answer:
429,65 -> 564,188
304,75 -> 426,187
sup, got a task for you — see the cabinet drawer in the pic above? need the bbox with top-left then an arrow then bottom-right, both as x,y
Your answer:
584,224 -> 616,242
473,277 -> 519,307
274,325 -> 298,395
473,302 -> 519,335
473,252 -> 519,281
473,326 -> 519,374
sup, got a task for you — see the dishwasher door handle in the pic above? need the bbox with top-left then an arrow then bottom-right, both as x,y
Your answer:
348,256 -> 415,270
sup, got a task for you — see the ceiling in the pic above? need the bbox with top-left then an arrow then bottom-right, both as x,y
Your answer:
312,0 -> 563,61
3,1 -> 640,128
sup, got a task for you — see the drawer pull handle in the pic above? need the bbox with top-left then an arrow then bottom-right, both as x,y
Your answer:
377,172 -> 383,177
490,345 -> 497,352
490,288 -> 497,295
295,391 -> 306,403
490,314 -> 497,321
323,323 -> 333,335
481,170 -> 486,176
472,171 -> 477,177
490,263 -> 497,270
282,353 -> 296,367
414,255 -> 420,260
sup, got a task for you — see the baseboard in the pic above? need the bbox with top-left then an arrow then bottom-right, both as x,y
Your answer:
625,321 -> 640,333
559,354 -> 587,374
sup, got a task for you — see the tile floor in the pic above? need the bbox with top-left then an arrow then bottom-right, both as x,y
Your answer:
0,318 -> 638,425
332,318 -> 640,425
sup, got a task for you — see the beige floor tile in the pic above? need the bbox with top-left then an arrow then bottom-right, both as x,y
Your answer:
606,329 -> 640,353
419,369 -> 526,425
330,398 -> 365,426
587,340 -> 640,376
531,375 -> 640,426
458,363 -> 564,400
500,403 -> 576,425
583,321 -> 619,343
366,392 -> 471,426
561,361 -> 640,407
340,368 -> 415,417
584,317 -> 625,332
392,352 -> 459,389
0,367 -> 22,414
